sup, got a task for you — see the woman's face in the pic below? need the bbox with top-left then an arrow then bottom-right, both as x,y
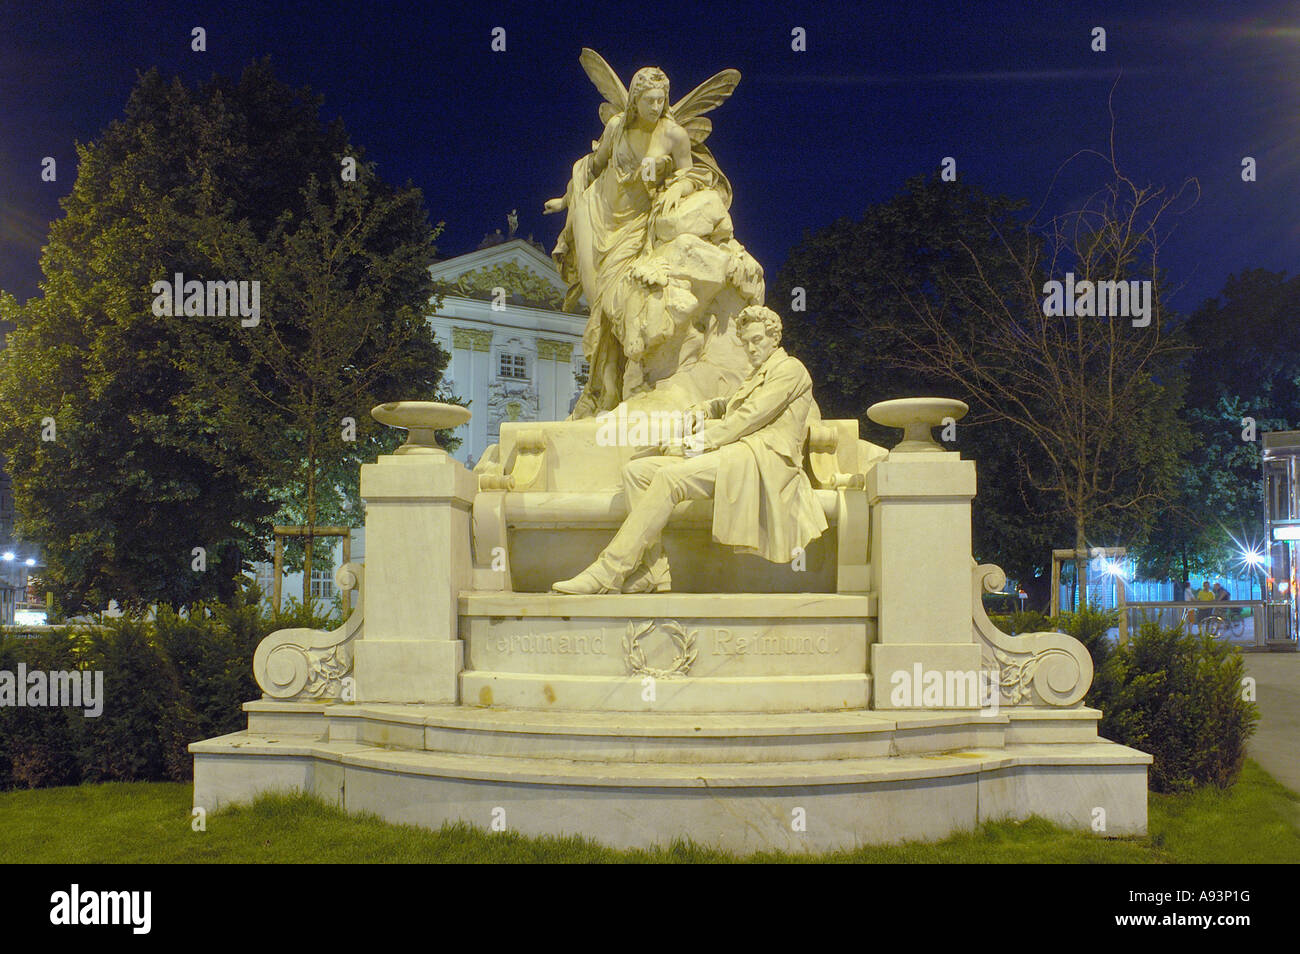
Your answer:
636,87 -> 666,122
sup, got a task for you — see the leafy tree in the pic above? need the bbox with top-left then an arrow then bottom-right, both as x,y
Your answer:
1137,270 -> 1300,582
869,145 -> 1194,595
176,163 -> 449,602
773,174 -> 1071,600
0,60 -> 449,611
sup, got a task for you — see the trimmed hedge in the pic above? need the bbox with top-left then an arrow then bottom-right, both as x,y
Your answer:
0,587 -> 338,790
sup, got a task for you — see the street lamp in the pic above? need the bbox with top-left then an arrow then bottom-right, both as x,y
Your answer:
1240,546 -> 1267,599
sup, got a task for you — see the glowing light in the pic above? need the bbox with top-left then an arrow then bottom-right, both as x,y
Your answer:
1097,558 -> 1126,579
1273,526 -> 1300,541
24,558 -> 34,566
1,552 -> 12,561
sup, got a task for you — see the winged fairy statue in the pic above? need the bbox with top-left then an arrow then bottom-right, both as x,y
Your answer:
544,50 -> 765,420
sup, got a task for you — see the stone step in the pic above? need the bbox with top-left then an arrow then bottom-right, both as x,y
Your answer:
194,707 -> 1143,852
243,700 -> 1102,764
192,730 -> 1146,789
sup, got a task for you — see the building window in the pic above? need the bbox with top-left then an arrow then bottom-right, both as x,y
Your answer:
499,352 -> 528,380
253,562 -> 275,598
311,567 -> 334,600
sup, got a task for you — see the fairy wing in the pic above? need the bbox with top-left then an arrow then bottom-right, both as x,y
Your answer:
579,48 -> 627,121
678,116 -> 711,143
671,69 -> 740,143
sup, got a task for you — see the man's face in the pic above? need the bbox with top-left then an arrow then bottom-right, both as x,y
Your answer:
740,321 -> 778,369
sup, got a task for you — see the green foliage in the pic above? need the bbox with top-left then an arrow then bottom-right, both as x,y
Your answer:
1054,605 -> 1256,793
0,586 -> 345,791
0,59 -> 450,612
0,629 -> 83,789
1056,604 -> 1121,673
2,761 -> 1297,862
776,162 -> 1194,588
261,593 -> 341,634
176,157 -> 450,595
772,175 -> 1079,585
1136,269 -> 1300,580
154,608 -> 256,741
74,618 -> 195,783
1092,622 -> 1258,793
990,610 -> 1054,636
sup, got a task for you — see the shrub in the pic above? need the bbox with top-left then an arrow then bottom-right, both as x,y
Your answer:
0,628 -> 84,789
75,617 -> 196,784
0,581 -> 357,791
1093,622 -> 1258,793
990,610 -> 1054,636
155,606 -> 254,741
1055,604 -> 1120,674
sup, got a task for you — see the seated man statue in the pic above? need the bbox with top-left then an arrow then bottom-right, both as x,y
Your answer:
552,305 -> 829,594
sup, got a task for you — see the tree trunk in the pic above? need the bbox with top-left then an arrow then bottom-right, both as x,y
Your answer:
302,443 -> 316,610
1074,514 -> 1088,612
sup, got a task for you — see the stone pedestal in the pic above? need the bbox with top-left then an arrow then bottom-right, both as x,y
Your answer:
354,453 -> 476,703
868,451 -> 982,708
196,395 -> 1147,852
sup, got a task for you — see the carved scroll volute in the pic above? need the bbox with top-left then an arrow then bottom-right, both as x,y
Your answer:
971,562 -> 1094,707
807,423 -> 841,489
508,428 -> 547,491
254,563 -> 365,701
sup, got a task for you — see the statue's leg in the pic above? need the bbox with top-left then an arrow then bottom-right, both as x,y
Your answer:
599,454 -> 718,582
621,457 -> 674,591
553,455 -> 718,593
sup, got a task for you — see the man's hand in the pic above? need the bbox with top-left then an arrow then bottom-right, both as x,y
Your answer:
682,434 -> 711,458
686,398 -> 724,423
657,434 -> 710,458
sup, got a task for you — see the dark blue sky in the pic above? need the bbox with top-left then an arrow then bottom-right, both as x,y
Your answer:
1,0 -> 1296,313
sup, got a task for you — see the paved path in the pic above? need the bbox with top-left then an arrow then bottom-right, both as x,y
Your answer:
1242,652 -> 1300,793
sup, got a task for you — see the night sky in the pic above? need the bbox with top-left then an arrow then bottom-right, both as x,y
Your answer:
1,0 -> 1296,314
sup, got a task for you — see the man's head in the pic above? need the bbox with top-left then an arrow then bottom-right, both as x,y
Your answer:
737,305 -> 782,369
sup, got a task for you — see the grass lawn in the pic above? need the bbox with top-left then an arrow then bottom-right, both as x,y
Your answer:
0,759 -> 1296,863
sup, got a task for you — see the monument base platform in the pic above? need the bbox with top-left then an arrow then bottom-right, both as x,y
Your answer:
457,592 -> 874,712
191,701 -> 1151,853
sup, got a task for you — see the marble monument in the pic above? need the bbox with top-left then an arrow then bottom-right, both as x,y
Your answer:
191,50 -> 1150,852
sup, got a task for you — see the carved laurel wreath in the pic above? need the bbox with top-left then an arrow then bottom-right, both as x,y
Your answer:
623,620 -> 697,678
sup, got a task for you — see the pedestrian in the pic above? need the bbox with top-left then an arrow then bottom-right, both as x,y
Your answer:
1196,580 -> 1215,625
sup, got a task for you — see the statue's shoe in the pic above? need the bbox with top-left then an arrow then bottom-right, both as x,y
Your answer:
551,567 -> 621,595
624,566 -> 671,593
